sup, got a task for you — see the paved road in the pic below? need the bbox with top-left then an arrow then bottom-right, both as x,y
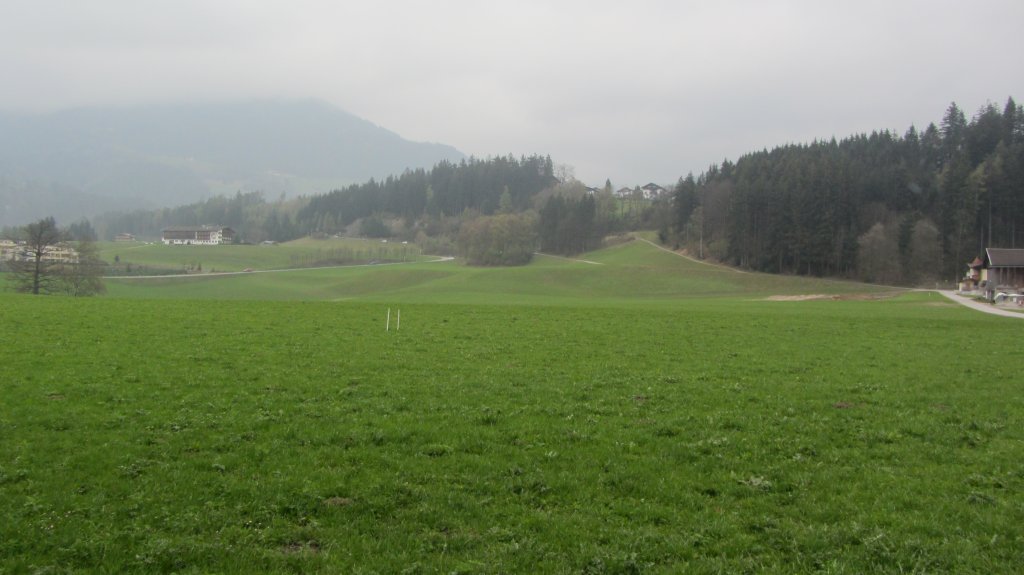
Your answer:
936,290 -> 1024,319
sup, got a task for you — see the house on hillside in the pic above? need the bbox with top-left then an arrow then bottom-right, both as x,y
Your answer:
980,248 -> 1024,298
162,226 -> 236,246
115,233 -> 136,242
42,243 -> 79,263
0,239 -> 18,261
641,183 -> 667,199
612,184 -> 666,200
0,239 -> 77,263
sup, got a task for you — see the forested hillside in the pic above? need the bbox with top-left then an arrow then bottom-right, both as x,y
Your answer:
672,98 -> 1024,284
298,154 -> 556,228
91,191 -> 305,244
90,97 -> 1024,284
91,155 -> 564,246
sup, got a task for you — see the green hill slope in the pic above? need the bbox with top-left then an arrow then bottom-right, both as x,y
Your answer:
105,237 -> 895,304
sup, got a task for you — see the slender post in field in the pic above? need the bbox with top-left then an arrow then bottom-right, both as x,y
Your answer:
386,308 -> 391,332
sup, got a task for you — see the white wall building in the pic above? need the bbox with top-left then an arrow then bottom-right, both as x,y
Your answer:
161,227 -> 236,245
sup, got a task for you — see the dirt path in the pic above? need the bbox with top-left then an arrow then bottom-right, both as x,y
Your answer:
534,252 -> 604,265
634,236 -> 747,273
936,290 -> 1024,319
109,256 -> 456,280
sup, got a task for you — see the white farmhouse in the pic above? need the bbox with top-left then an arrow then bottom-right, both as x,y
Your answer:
162,226 -> 236,245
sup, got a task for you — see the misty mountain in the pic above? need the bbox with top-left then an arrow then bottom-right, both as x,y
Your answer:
0,100 -> 465,227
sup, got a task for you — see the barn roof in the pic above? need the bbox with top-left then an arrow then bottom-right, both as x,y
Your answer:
985,248 -> 1024,268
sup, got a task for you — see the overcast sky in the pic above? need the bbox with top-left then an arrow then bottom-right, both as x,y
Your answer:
2,0 -> 1023,186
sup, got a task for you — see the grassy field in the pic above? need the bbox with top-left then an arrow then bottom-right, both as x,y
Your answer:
105,239 -> 895,305
98,237 -> 424,275
2,239 -> 1022,573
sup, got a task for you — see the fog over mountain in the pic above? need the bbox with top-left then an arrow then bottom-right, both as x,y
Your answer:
0,99 -> 465,226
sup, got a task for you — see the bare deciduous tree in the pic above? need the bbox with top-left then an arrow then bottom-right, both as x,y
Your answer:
4,217 -> 105,296
7,217 -> 65,294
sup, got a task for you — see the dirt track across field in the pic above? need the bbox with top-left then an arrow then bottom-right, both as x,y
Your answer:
635,236 -> 747,273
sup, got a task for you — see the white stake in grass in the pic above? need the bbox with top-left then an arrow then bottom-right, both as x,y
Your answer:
397,309 -> 400,331
386,308 -> 391,331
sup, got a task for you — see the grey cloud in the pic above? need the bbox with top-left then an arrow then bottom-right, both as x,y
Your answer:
1,0 -> 1023,186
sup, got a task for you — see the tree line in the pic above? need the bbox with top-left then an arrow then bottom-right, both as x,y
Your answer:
298,154 -> 557,230
89,155 -> 563,246
672,97 -> 1024,284
92,191 -> 305,244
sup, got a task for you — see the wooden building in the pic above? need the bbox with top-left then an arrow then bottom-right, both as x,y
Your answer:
981,248 -> 1024,295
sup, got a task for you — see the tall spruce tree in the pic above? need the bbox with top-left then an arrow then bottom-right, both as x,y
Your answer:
673,174 -> 698,241
941,102 -> 967,163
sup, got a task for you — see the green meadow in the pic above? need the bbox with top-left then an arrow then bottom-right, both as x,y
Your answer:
103,239 -> 891,304
98,237 -> 424,275
2,239 -> 1022,573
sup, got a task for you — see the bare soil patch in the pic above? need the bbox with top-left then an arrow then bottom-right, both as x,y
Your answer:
765,294 -> 833,301
281,541 -> 321,554
765,292 -> 903,302
323,496 -> 353,507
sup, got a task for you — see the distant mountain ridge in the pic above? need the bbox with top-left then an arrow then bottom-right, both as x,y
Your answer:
0,99 -> 466,226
